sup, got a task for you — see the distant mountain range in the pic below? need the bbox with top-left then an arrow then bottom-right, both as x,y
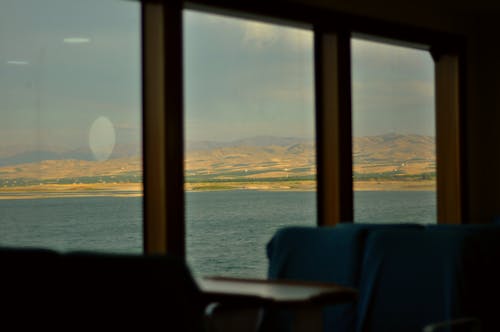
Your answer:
185,136 -> 313,152
186,133 -> 435,182
0,134 -> 435,187
0,143 -> 141,167
353,133 -> 435,178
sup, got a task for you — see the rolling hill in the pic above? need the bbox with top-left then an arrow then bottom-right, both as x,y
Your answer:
0,134 -> 435,188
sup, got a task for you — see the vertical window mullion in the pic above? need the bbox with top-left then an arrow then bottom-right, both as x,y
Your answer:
435,53 -> 462,224
143,1 -> 167,254
143,1 -> 185,255
163,1 -> 185,257
315,29 -> 353,226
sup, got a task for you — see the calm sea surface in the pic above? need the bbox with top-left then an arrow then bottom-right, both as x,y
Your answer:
0,190 -> 436,278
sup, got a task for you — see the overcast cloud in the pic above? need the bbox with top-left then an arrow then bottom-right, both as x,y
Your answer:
0,2 -> 435,155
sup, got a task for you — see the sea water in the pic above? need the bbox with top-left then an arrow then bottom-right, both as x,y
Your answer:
0,190 -> 436,278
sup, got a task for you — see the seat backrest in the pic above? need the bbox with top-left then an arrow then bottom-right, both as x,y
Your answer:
61,252 -> 205,331
262,226 -> 365,332
262,223 -> 423,332
356,229 -> 474,332
0,247 -> 61,328
0,248 -> 205,331
267,224 -> 424,284
453,229 -> 500,332
425,223 -> 500,231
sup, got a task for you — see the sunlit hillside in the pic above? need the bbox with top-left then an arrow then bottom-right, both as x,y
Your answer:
0,134 -> 435,192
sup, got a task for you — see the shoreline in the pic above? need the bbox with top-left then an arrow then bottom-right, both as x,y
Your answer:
0,180 -> 436,199
0,183 -> 143,200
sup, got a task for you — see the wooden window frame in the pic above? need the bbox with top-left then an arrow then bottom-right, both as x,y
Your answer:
142,0 -> 185,255
433,52 -> 464,224
315,29 -> 353,226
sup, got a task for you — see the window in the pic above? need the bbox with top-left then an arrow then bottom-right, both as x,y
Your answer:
0,1 -> 463,257
183,10 -> 316,277
0,0 -> 142,253
351,37 -> 437,224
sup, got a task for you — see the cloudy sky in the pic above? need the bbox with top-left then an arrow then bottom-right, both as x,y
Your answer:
0,0 -> 141,155
184,10 -> 435,142
351,38 -> 435,137
0,0 -> 435,157
184,11 -> 315,142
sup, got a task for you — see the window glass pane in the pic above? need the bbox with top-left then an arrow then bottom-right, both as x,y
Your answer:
0,0 -> 143,252
184,10 -> 316,278
351,38 -> 436,224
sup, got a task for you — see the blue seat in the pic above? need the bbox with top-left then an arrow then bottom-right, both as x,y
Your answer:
262,223 -> 423,332
453,229 -> 500,332
425,223 -> 500,231
356,229 -> 484,332
262,225 -> 365,332
262,223 -> 500,332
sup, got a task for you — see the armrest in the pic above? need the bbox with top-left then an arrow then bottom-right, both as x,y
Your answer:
422,317 -> 481,332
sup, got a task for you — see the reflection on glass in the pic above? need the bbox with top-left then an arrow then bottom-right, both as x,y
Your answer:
183,10 -> 316,277
0,0 -> 143,252
351,38 -> 436,224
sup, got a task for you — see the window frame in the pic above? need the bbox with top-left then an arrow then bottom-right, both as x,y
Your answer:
141,0 -> 465,255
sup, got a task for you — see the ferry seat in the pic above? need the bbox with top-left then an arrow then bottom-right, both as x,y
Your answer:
260,223 -> 424,332
60,252 -> 206,331
1,247 -> 61,329
447,227 -> 500,332
356,227 -> 500,332
0,248 -> 207,332
423,224 -> 500,332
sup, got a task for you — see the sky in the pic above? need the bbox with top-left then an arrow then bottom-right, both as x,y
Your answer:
183,11 -> 316,142
0,0 -> 142,155
184,10 -> 435,142
0,0 -> 435,158
351,38 -> 435,137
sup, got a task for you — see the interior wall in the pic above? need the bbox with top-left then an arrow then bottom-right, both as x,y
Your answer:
287,0 -> 470,33
464,18 -> 500,223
